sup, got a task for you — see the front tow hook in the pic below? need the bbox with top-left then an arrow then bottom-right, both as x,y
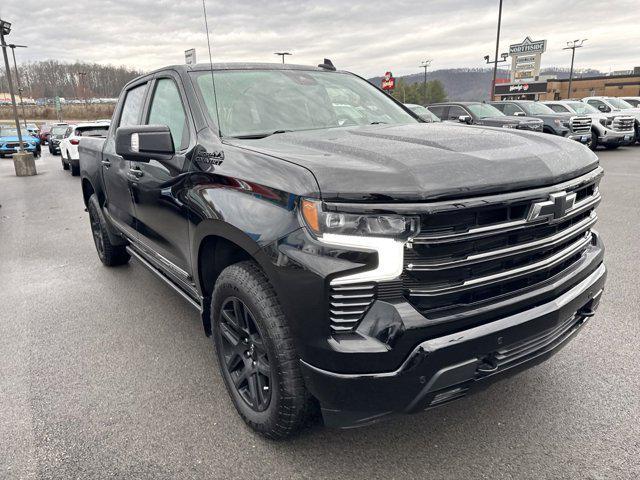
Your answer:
477,356 -> 499,375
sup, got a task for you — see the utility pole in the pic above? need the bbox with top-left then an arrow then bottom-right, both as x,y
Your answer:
563,39 -> 587,99
78,71 -> 88,111
491,0 -> 503,101
0,20 -> 25,152
9,43 -> 28,128
274,52 -> 292,64
419,59 -> 432,106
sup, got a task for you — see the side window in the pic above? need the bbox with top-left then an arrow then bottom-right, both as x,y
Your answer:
119,83 -> 147,127
147,78 -> 189,151
427,106 -> 445,120
548,104 -> 568,113
448,105 -> 468,120
587,99 -> 609,112
502,103 -> 522,116
65,127 -> 73,137
492,103 -> 505,112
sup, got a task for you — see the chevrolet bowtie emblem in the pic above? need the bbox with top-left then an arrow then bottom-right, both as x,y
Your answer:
527,191 -> 577,223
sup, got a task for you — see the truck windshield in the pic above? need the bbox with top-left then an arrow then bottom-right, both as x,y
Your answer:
522,103 -> 556,115
606,97 -> 634,110
467,103 -> 504,119
192,69 -> 417,138
567,102 -> 598,115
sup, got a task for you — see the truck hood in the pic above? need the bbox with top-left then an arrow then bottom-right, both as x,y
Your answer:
227,122 -> 599,202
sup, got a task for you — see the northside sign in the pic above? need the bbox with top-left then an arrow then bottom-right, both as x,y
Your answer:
381,72 -> 396,91
509,37 -> 547,55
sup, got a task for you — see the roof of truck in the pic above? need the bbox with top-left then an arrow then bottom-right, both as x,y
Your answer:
146,62 -> 344,76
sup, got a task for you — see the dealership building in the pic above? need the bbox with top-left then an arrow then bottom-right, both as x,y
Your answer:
493,36 -> 640,101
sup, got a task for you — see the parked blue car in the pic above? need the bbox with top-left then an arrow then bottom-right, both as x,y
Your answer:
0,126 -> 41,158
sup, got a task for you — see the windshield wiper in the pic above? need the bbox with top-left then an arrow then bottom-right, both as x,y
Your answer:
369,121 -> 387,125
230,129 -> 292,139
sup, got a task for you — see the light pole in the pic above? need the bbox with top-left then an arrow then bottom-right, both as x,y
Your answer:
0,19 -> 25,153
274,52 -> 292,64
484,52 -> 509,99
490,0 -> 503,101
419,59 -> 432,106
563,39 -> 587,99
8,43 -> 28,128
78,71 -> 88,111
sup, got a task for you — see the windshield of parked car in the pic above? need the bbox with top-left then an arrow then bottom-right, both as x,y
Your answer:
51,126 -> 68,135
407,105 -> 441,122
606,97 -> 634,109
521,102 -> 556,115
0,127 -> 19,137
567,102 -> 598,115
467,103 -> 505,119
193,69 -> 417,138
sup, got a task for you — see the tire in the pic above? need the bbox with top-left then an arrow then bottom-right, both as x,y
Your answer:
62,157 -> 69,170
211,261 -> 313,439
588,129 -> 598,151
70,160 -> 80,176
87,194 -> 130,266
48,145 -> 53,155
605,144 -> 619,150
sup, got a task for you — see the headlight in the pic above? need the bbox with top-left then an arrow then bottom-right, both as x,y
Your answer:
554,119 -> 570,128
300,199 -> 418,240
502,124 -> 517,129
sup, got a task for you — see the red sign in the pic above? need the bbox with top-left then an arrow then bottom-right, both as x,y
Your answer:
381,71 -> 395,90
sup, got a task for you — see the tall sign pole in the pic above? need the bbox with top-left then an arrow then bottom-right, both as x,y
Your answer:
491,0 -> 503,101
420,59 -> 432,106
0,20 -> 25,152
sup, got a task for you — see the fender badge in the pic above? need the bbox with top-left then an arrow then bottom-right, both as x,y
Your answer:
195,150 -> 225,166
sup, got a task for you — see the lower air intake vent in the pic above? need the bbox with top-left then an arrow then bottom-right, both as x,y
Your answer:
329,283 -> 376,333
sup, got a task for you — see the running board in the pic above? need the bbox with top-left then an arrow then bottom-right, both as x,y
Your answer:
126,246 -> 202,311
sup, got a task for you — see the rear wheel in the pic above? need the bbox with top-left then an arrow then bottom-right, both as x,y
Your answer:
70,159 -> 80,176
211,261 -> 313,439
87,194 -> 130,266
61,153 -> 69,170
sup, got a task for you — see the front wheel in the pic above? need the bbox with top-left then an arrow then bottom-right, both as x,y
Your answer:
211,261 -> 313,439
87,194 -> 130,266
588,130 -> 598,151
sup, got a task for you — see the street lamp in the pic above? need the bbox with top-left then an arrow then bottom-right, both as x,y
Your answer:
0,19 -> 26,153
419,59 -> 432,106
8,43 -> 28,128
484,52 -> 509,100
563,39 -> 587,99
274,52 -> 292,64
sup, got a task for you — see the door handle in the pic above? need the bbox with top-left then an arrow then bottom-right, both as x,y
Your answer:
101,159 -> 111,167
128,168 -> 144,179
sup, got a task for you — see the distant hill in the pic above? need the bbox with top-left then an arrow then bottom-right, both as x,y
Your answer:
368,67 -> 607,102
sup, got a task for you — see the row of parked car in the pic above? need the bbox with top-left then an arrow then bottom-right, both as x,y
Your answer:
46,121 -> 111,175
407,96 -> 640,151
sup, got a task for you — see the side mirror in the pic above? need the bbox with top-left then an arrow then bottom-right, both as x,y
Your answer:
513,111 -> 525,116
458,115 -> 472,124
115,125 -> 174,162
597,104 -> 609,112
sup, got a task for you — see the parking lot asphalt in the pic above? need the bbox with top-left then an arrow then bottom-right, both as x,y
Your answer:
1,146 -> 639,480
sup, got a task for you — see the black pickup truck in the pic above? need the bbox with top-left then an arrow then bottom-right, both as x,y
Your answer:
79,62 -> 606,439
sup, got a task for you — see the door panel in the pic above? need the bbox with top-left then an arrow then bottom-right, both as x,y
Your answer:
102,82 -> 148,238
130,76 -> 192,277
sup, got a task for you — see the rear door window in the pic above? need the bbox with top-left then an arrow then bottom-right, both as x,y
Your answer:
119,84 -> 147,127
427,105 -> 446,120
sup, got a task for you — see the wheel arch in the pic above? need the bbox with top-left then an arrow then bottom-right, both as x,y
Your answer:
193,220 -> 284,335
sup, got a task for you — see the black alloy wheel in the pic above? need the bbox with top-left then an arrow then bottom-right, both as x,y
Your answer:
89,205 -> 106,259
218,297 -> 272,412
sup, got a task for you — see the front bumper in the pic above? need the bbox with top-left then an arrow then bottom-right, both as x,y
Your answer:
301,262 -> 606,429
600,131 -> 635,146
0,144 -> 38,155
566,132 -> 592,143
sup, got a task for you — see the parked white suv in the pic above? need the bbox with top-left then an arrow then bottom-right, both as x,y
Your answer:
582,97 -> 640,143
544,100 -> 635,150
59,122 -> 110,176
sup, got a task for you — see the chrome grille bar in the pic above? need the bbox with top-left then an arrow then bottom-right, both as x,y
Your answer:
408,233 -> 592,297
407,212 -> 597,271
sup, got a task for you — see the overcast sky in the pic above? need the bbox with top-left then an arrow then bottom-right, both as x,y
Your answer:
1,0 -> 639,78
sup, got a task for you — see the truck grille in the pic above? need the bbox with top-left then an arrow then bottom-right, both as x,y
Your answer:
329,283 -> 376,332
570,116 -> 591,134
404,170 -> 601,317
612,116 -> 635,132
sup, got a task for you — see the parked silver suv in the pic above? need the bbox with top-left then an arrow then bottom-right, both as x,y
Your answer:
544,100 -> 635,150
